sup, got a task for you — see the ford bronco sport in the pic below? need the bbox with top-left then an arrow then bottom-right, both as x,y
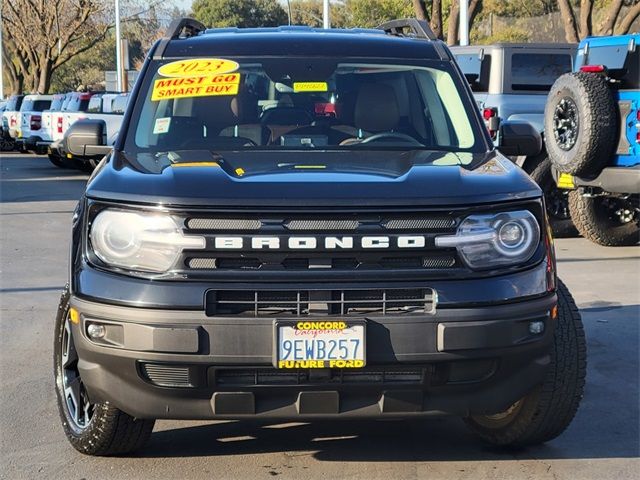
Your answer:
545,34 -> 639,246
54,18 -> 586,456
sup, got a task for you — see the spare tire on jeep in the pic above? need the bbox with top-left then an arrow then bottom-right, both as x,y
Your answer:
545,72 -> 617,176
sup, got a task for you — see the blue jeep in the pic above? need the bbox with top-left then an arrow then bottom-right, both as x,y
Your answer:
453,44 -> 577,237
545,34 -> 639,246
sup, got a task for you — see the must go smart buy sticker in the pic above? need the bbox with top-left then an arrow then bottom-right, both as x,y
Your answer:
151,73 -> 241,101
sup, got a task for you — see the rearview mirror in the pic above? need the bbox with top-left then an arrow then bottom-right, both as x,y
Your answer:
64,119 -> 112,157
497,121 -> 542,157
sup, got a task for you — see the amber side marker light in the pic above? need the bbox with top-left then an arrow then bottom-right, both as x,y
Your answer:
551,305 -> 558,320
69,307 -> 80,324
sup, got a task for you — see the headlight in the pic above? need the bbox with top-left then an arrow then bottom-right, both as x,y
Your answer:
90,210 -> 205,273
435,210 -> 540,269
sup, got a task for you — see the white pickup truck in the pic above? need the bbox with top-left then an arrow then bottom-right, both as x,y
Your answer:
51,92 -> 129,169
15,94 -> 54,153
1,95 -> 25,147
32,93 -> 67,154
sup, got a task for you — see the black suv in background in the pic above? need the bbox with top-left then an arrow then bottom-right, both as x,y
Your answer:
54,19 -> 585,456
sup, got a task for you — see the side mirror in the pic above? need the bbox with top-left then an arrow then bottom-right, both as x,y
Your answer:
64,119 -> 112,157
497,121 -> 542,157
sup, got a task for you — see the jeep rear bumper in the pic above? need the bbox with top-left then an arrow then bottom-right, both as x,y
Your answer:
553,165 -> 640,194
69,293 -> 556,420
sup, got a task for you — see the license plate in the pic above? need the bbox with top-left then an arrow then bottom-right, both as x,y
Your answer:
557,173 -> 575,189
276,321 -> 365,369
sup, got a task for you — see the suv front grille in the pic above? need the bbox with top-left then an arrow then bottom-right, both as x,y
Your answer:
206,287 -> 435,317
181,212 -> 461,274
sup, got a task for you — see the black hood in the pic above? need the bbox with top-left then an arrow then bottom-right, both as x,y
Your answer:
86,150 -> 541,208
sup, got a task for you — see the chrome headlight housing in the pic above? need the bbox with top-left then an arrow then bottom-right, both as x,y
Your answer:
90,210 -> 205,273
435,210 -> 540,269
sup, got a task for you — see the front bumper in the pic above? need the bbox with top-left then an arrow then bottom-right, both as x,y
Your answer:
70,292 -> 557,420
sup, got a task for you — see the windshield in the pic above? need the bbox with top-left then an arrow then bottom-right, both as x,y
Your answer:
50,96 -> 66,111
124,57 -> 483,164
21,99 -> 52,112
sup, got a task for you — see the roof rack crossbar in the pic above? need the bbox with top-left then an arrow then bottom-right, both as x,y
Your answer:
154,17 -> 206,59
165,17 -> 206,40
378,19 -> 437,41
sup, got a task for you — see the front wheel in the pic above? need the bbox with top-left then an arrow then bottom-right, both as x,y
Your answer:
464,279 -> 586,446
54,290 -> 155,455
568,191 -> 639,246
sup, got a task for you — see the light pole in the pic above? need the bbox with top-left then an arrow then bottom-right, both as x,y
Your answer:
459,0 -> 469,46
323,0 -> 330,29
115,0 -> 123,92
286,0 -> 292,25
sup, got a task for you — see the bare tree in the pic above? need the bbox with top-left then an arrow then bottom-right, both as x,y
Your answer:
2,0 -> 110,94
412,0 -> 428,21
616,1 -> 640,34
411,0 -> 443,40
558,0 -> 640,42
431,0 -> 443,39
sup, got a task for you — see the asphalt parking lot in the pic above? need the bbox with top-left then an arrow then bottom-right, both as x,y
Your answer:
0,153 -> 638,480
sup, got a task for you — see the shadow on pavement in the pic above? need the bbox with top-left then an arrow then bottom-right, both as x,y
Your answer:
0,155 -> 88,203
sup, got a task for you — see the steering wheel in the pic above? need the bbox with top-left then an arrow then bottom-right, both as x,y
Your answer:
360,132 -> 423,146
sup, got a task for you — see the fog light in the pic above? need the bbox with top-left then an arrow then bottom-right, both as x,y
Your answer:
529,321 -> 544,335
87,323 -> 106,339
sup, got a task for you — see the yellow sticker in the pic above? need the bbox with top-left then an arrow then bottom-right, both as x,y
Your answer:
158,58 -> 239,78
557,173 -> 575,189
171,162 -> 220,168
151,73 -> 241,101
293,82 -> 328,93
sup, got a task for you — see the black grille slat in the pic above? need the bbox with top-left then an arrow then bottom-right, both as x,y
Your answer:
142,364 -> 191,387
215,368 -> 425,386
284,219 -> 360,230
206,288 -> 435,317
383,218 -> 456,230
186,218 -> 262,230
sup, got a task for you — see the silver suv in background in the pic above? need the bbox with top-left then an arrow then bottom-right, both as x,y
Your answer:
452,43 -> 576,236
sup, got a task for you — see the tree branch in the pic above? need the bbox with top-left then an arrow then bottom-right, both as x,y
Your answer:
579,0 -> 594,38
616,2 -> 640,35
557,0 -> 580,43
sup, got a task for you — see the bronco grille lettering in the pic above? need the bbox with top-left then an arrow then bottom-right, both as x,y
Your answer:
211,236 -> 430,250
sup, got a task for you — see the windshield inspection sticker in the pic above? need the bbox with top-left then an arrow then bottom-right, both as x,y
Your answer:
293,82 -> 328,93
151,73 -> 241,101
158,58 -> 239,78
153,117 -> 171,134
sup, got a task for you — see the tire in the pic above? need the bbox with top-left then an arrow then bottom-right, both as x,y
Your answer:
48,153 -> 67,168
568,190 -> 639,246
544,72 -> 617,176
464,279 -> 586,447
529,157 -> 577,238
0,138 -> 14,151
54,289 -> 155,456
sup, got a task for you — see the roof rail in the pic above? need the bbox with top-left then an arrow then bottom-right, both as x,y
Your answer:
378,18 -> 436,41
154,17 -> 206,59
